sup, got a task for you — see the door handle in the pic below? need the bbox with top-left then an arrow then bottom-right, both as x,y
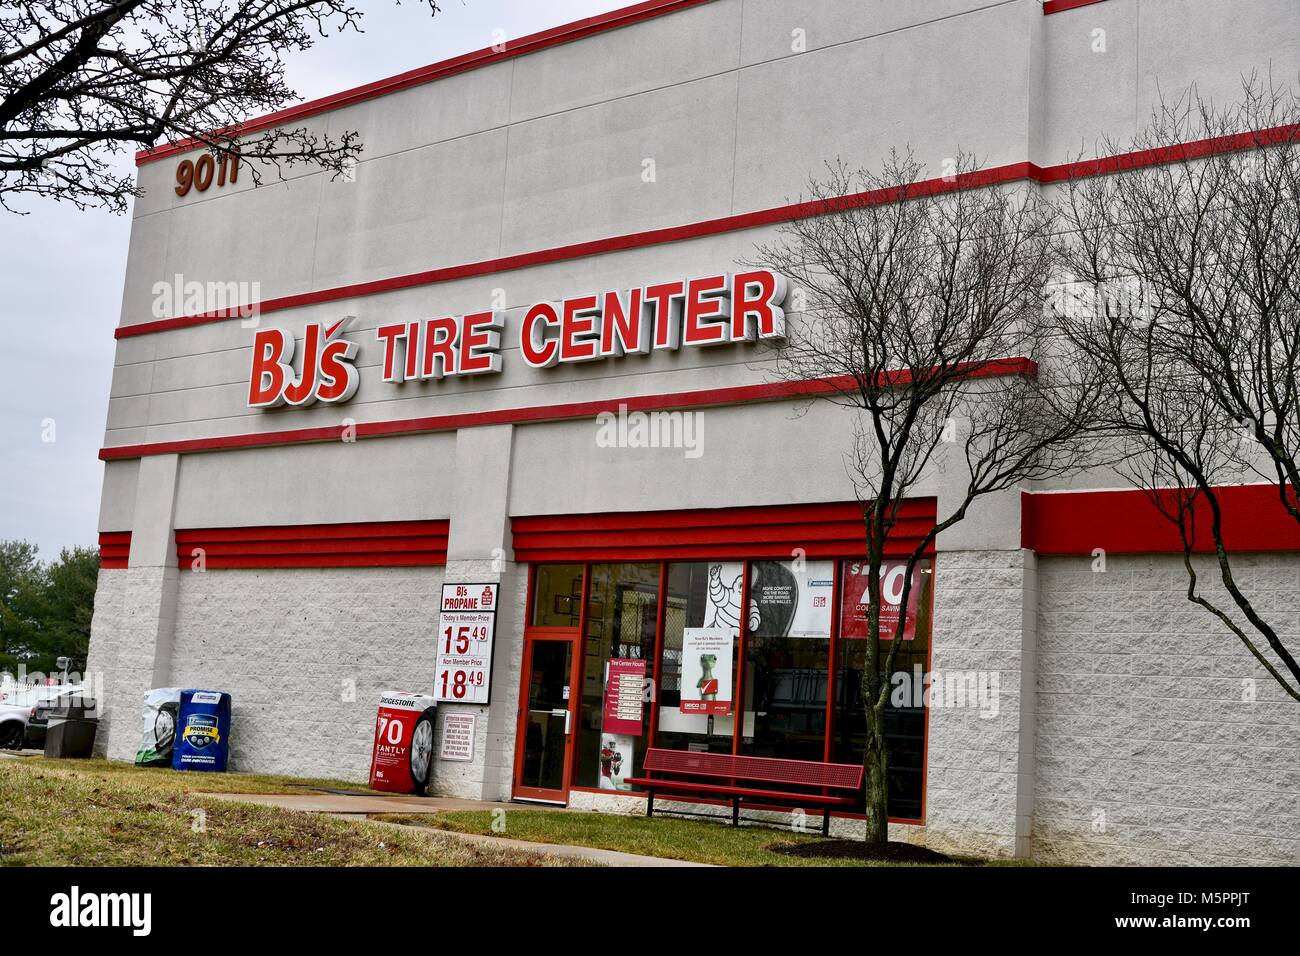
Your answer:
551,709 -> 571,735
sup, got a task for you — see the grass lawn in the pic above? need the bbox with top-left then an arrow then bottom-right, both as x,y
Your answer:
0,758 -> 575,867
377,809 -> 993,867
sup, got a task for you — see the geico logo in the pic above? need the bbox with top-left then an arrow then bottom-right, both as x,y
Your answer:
520,270 -> 788,368
247,317 -> 359,408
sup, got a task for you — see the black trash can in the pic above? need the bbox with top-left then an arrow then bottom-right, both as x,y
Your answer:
42,699 -> 99,758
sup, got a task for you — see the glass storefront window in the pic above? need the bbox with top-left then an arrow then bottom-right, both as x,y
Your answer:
654,562 -> 741,754
523,551 -> 935,821
833,559 -> 934,820
742,560 -> 834,761
531,564 -> 584,627
575,563 -> 659,792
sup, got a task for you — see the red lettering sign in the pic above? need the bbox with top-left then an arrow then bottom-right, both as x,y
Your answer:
246,271 -> 789,410
247,318 -> 357,408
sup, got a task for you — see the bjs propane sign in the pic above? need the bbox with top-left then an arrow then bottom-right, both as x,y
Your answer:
433,583 -> 500,705
247,270 -> 788,408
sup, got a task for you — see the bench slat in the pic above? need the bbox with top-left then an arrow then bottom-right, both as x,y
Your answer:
623,777 -> 859,805
640,748 -> 863,790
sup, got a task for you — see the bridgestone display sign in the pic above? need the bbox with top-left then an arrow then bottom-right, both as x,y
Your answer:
369,691 -> 438,793
433,583 -> 499,704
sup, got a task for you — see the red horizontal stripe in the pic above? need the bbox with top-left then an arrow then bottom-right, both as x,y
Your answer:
116,123 -> 1300,341
175,520 -> 447,543
1036,124 -> 1300,183
511,499 -> 936,533
135,0 -> 717,166
192,553 -> 447,570
514,541 -> 932,562
116,165 -> 1039,338
98,531 -> 132,569
1043,0 -> 1110,14
177,536 -> 449,558
174,519 -> 450,569
1022,485 -> 1300,555
511,500 -> 937,563
136,0 -> 1106,169
513,525 -> 914,550
99,361 -> 1034,461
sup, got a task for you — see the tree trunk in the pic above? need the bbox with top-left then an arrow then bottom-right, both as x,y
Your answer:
862,694 -> 889,843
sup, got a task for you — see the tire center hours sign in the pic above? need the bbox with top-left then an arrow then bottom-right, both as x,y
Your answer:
434,583 -> 499,704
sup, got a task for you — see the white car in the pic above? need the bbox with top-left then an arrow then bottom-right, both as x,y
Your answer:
0,684 -> 85,751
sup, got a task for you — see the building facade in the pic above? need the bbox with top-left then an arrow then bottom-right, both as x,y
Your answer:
88,0 -> 1300,865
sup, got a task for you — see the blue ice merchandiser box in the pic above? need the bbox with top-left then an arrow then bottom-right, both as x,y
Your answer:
172,690 -> 232,772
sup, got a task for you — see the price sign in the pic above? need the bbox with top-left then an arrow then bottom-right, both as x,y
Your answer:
433,583 -> 499,704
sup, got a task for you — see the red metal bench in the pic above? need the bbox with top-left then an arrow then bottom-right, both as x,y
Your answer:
624,748 -> 865,836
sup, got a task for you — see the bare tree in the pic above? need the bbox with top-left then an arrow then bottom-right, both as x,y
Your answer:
751,152 -> 1101,843
1,0 -> 440,213
1054,75 -> 1300,703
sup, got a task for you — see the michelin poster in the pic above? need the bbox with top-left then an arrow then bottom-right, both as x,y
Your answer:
748,560 -> 835,639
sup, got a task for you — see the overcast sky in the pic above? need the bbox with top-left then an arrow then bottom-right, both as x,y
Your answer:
0,0 -> 626,560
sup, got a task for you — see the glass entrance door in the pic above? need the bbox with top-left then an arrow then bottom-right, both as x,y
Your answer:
513,630 -> 578,803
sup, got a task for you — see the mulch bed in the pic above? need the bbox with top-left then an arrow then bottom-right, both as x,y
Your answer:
767,839 -> 960,864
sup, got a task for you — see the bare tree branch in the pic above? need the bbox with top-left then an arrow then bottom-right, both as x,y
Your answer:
1054,73 -> 1300,702
748,151 -> 1103,842
0,0 -> 441,213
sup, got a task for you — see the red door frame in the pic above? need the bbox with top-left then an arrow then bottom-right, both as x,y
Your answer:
511,624 -> 583,803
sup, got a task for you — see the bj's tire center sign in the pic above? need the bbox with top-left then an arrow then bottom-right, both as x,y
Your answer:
433,583 -> 500,704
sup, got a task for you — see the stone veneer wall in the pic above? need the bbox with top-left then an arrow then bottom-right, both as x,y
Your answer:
154,566 -> 440,780
85,567 -> 172,763
1033,553 -> 1300,865
921,549 -> 1036,859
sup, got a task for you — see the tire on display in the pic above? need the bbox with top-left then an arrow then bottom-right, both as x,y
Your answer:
155,702 -> 178,754
408,709 -> 436,792
0,721 -> 24,751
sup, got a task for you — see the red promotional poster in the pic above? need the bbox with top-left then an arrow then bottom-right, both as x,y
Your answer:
602,659 -> 647,735
840,561 -> 931,641
368,691 -> 438,794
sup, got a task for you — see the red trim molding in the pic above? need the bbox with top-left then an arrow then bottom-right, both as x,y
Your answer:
116,123 -> 1300,340
135,0 -> 717,166
512,500 -> 937,563
136,0 -> 1109,168
1022,485 -> 1300,555
98,531 -> 131,569
174,520 -> 449,569
1043,0 -> 1111,14
99,358 -> 1034,461
115,162 -> 1037,339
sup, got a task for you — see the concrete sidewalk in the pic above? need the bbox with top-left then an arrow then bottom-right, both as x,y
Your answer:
204,791 -> 711,868
205,791 -> 527,815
